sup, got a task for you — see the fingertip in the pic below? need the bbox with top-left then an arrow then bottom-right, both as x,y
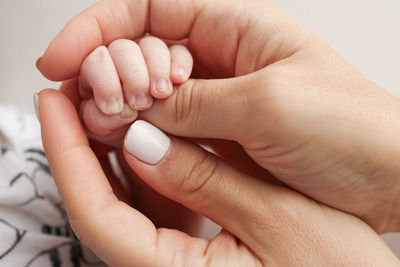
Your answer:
60,77 -> 81,110
39,88 -> 81,124
123,120 -> 172,166
35,55 -> 43,71
169,45 -> 193,84
36,38 -> 91,82
171,66 -> 189,84
139,37 -> 173,99
39,89 -> 89,155
39,88 -> 72,105
36,12 -> 103,81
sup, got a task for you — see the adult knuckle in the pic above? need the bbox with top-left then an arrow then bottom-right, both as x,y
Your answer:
173,79 -> 201,125
124,71 -> 149,88
178,152 -> 219,202
69,217 -> 104,254
251,194 -> 308,243
68,217 -> 87,241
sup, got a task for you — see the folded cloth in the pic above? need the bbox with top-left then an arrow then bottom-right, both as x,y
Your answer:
0,106 -> 105,267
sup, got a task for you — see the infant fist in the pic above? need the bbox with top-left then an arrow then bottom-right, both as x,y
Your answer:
78,37 -> 193,146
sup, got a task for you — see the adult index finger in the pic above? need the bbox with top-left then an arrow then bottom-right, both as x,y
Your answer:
36,0 -> 203,81
38,89 -> 160,265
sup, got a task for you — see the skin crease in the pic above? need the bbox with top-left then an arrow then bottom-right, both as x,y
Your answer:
76,35 -> 202,238
78,37 -> 193,145
39,89 -> 400,266
36,0 -> 400,265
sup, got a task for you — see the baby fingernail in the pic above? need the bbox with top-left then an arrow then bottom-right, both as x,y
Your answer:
103,97 -> 122,114
124,120 -> 171,165
131,93 -> 150,110
120,104 -> 138,119
174,67 -> 187,79
33,92 -> 40,122
157,78 -> 168,92
153,78 -> 172,95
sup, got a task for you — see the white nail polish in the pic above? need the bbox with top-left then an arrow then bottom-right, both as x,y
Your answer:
33,92 -> 40,122
124,120 -> 171,165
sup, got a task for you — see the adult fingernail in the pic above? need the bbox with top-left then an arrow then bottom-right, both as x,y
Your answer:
33,92 -> 40,122
102,97 -> 123,114
124,120 -> 171,165
130,93 -> 150,110
119,104 -> 138,119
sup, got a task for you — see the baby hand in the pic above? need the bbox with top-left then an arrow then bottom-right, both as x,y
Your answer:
78,37 -> 193,146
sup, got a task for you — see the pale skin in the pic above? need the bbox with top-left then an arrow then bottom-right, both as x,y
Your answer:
79,37 -> 202,235
36,0 -> 400,265
79,37 -> 193,146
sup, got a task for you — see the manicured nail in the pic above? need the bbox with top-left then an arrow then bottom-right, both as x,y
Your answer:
33,92 -> 40,122
124,120 -> 171,165
119,104 -> 138,119
102,97 -> 123,114
130,93 -> 150,110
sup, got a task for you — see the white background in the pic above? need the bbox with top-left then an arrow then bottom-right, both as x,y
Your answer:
0,0 -> 399,258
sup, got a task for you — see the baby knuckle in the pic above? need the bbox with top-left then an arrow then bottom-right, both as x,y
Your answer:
84,46 -> 109,66
109,38 -> 136,49
139,36 -> 164,46
124,71 -> 149,87
109,39 -> 140,55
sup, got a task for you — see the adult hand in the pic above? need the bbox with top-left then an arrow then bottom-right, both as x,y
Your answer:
37,0 -> 400,233
38,89 -> 399,267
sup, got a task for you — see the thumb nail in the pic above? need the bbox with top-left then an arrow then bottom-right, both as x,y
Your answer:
124,120 -> 171,165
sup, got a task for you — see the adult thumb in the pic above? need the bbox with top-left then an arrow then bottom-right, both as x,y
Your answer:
122,120 -> 277,246
139,72 -> 261,142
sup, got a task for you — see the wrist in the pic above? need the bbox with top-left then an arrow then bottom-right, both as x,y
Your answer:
385,188 -> 400,233
377,95 -> 400,233
355,91 -> 400,233
386,97 -> 400,232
